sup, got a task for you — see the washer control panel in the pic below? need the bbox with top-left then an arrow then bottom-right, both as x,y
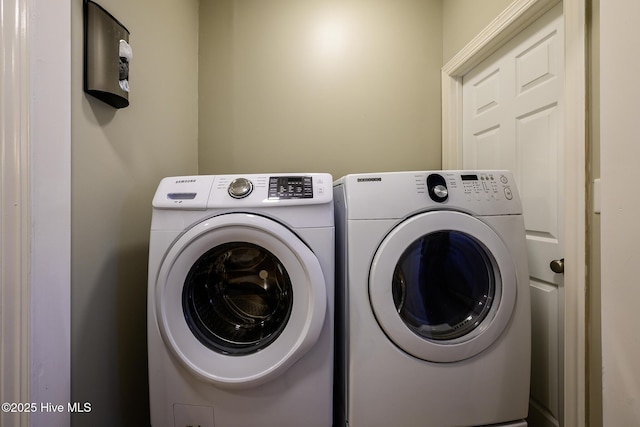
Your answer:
213,173 -> 331,206
152,173 -> 332,209
268,176 -> 314,199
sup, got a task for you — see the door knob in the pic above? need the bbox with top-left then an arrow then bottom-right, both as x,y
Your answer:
550,258 -> 564,274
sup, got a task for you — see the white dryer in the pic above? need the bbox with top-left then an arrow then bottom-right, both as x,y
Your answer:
333,170 -> 530,427
148,173 -> 334,427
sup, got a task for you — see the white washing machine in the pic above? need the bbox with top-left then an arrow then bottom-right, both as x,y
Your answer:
148,173 -> 334,427
333,170 -> 531,427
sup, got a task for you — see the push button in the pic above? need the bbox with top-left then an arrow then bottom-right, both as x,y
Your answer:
504,187 -> 513,200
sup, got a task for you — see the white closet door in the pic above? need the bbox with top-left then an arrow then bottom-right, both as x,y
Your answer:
462,4 -> 564,427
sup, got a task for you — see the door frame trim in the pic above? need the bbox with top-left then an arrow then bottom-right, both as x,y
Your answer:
440,0 -> 587,425
0,1 -> 72,426
29,1 -> 72,425
1,0 -> 32,425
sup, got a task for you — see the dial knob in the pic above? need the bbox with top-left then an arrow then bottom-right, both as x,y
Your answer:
427,174 -> 448,203
228,177 -> 253,199
433,184 -> 448,199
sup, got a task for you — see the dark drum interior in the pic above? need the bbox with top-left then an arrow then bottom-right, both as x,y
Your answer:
182,242 -> 294,355
392,231 -> 497,341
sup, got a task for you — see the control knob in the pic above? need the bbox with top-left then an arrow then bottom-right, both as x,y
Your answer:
228,177 -> 253,199
427,174 -> 448,203
433,184 -> 448,199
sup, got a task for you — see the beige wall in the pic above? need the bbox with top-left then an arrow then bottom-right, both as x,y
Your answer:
198,0 -> 443,179
442,0 -> 513,63
71,0 -> 199,425
600,0 -> 640,425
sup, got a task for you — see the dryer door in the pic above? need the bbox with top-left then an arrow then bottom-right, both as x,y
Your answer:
369,211 -> 517,362
155,213 -> 327,388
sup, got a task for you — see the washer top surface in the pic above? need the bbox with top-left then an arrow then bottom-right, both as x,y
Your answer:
153,173 -> 333,210
335,170 -> 522,219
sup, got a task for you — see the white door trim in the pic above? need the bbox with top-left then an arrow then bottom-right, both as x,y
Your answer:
440,1 -> 587,426
1,0 -> 71,426
1,0 -> 32,425
29,1 -> 72,426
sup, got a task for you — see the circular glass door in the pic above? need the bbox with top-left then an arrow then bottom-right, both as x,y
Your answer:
369,211 -> 517,362
155,213 -> 327,388
392,230 -> 497,342
183,242 -> 294,356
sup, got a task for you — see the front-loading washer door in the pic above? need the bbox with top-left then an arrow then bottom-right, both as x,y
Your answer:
369,211 -> 517,363
155,213 -> 327,388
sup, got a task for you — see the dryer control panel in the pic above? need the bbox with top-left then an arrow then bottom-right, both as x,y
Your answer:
425,171 -> 521,216
428,172 -> 515,203
336,170 -> 522,220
